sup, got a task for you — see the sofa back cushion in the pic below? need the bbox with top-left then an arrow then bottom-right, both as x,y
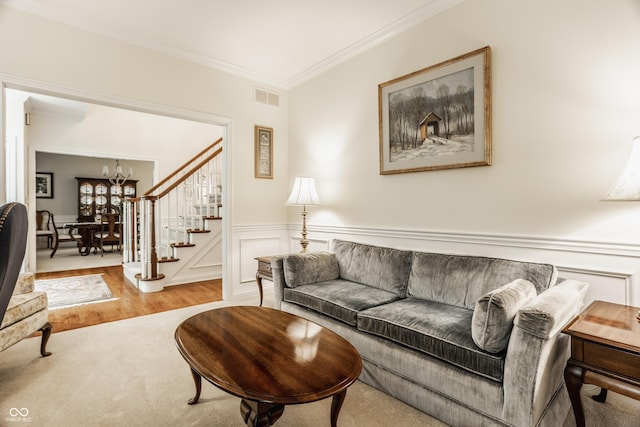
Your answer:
407,252 -> 557,309
333,240 -> 413,297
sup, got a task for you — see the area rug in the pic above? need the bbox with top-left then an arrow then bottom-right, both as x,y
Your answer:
34,274 -> 116,309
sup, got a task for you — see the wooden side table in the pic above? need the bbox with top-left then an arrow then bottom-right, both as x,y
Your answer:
254,256 -> 273,307
563,300 -> 640,427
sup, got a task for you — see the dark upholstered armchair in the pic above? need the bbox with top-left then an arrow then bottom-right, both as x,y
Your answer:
0,202 -> 52,356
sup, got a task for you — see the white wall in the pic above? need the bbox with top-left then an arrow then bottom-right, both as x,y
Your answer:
287,0 -> 640,306
3,2 -> 640,305
28,100 -> 220,179
290,0 -> 640,242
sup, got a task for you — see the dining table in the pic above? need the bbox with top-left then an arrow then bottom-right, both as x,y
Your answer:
63,222 -> 102,256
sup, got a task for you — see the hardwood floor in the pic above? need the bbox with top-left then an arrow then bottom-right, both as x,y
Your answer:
35,265 -> 222,333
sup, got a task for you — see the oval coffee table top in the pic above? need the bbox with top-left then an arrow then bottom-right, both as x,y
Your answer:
175,306 -> 362,405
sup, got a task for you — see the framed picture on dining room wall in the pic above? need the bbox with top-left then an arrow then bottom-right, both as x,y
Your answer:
35,172 -> 54,198
378,46 -> 492,175
255,125 -> 273,179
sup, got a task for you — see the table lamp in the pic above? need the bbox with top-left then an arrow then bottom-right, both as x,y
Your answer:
603,135 -> 640,321
286,177 -> 320,253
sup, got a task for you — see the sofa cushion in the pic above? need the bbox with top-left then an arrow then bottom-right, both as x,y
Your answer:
283,252 -> 339,288
358,298 -> 506,382
284,279 -> 402,326
472,279 -> 537,353
332,240 -> 413,297
407,252 -> 557,309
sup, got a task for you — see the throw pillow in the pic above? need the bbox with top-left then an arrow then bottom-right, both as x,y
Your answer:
283,252 -> 340,288
472,279 -> 537,353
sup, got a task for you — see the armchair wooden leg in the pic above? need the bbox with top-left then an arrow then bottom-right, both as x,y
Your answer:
40,322 -> 52,357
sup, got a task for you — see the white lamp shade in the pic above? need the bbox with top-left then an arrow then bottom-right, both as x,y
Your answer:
604,136 -> 640,201
286,177 -> 320,206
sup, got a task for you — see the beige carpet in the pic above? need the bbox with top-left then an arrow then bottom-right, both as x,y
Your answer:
0,299 -> 637,427
36,246 -> 122,273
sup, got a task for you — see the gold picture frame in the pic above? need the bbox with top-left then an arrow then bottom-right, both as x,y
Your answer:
255,125 -> 273,179
378,46 -> 491,175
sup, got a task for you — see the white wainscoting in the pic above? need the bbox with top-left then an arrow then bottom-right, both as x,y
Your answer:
232,224 -> 640,307
231,224 -> 289,299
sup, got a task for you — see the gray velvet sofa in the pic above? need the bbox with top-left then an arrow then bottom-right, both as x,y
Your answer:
271,239 -> 589,427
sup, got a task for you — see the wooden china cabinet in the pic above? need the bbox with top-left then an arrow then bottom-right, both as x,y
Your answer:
76,177 -> 137,221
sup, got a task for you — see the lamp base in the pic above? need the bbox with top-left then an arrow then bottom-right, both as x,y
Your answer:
299,206 -> 309,253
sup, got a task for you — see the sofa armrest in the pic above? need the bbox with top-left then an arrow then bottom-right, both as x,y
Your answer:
13,272 -> 35,296
282,252 -> 339,288
502,279 -> 589,426
270,256 -> 286,310
271,252 -> 340,310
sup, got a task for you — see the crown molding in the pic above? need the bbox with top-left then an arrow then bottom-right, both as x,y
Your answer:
0,0 -> 463,90
286,0 -> 463,88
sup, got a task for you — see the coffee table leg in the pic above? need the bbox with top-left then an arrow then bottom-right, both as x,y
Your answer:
331,390 -> 347,427
188,368 -> 202,405
240,399 -> 284,427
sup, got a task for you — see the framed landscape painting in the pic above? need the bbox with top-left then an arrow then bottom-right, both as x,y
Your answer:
35,172 -> 54,198
378,46 -> 491,175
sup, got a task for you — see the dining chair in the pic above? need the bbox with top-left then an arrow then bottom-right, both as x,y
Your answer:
35,210 -> 54,249
49,213 -> 81,258
95,213 -> 121,256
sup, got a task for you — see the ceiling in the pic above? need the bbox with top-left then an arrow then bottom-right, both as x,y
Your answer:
2,0 -> 461,88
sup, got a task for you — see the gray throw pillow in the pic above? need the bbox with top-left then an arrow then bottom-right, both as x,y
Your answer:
472,279 -> 537,353
283,252 -> 340,288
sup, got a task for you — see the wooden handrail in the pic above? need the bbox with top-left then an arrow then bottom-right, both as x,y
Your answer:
154,147 -> 222,199
144,137 -> 222,196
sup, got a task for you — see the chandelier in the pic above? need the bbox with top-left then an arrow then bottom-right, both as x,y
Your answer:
102,159 -> 133,186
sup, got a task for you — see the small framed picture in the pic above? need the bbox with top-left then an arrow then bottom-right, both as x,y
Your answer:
35,172 -> 54,199
255,125 -> 273,179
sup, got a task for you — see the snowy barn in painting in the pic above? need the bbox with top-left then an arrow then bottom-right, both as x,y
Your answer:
419,112 -> 441,141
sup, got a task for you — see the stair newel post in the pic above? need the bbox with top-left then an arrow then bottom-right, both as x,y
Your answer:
139,196 -> 149,279
149,196 -> 158,278
122,198 -> 132,263
139,195 -> 158,279
135,195 -> 165,291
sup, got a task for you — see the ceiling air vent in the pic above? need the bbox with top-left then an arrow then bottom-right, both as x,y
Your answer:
254,88 -> 279,107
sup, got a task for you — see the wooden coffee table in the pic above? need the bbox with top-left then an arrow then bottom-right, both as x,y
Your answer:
175,306 -> 362,427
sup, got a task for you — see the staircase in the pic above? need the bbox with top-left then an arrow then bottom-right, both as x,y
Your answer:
122,138 -> 223,293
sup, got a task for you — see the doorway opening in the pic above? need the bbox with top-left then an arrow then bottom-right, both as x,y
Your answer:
3,82 -> 232,302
